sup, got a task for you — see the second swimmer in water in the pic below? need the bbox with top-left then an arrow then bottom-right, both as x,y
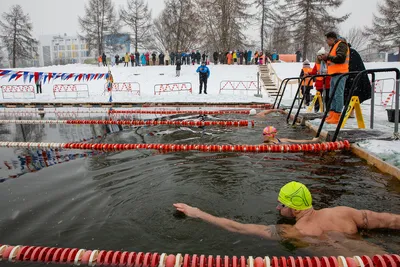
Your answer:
262,126 -> 320,144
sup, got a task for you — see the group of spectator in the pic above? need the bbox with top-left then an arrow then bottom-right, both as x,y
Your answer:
300,31 -> 371,125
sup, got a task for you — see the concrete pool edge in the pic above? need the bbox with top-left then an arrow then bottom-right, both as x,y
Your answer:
304,120 -> 400,180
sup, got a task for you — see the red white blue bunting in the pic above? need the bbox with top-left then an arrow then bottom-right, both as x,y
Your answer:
0,70 -> 108,84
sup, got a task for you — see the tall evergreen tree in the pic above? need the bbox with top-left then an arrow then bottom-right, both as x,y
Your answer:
0,5 -> 38,68
280,0 -> 349,60
365,0 -> 400,59
78,0 -> 119,56
120,0 -> 153,52
197,0 -> 251,52
152,0 -> 201,52
253,0 -> 278,51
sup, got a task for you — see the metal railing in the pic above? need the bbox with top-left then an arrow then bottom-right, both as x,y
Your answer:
331,68 -> 400,141
273,77 -> 301,109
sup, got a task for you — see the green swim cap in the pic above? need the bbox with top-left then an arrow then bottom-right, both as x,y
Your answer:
278,181 -> 312,210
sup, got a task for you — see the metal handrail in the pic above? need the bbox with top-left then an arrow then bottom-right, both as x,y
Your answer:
290,74 -> 334,126
273,77 -> 301,109
331,68 -> 400,141
315,72 -> 360,137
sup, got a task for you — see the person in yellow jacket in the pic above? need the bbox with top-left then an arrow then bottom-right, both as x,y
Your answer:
124,53 -> 130,67
321,31 -> 350,124
300,60 -> 313,106
233,51 -> 237,64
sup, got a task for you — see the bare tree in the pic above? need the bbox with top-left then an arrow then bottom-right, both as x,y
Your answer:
280,0 -> 349,60
120,0 -> 153,52
365,0 -> 400,59
78,0 -> 119,56
267,19 -> 292,54
152,0 -> 201,52
197,0 -> 251,52
0,5 -> 38,68
253,0 -> 278,51
344,27 -> 368,50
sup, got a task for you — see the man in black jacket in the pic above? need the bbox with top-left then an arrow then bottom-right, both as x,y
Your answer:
213,52 -> 218,65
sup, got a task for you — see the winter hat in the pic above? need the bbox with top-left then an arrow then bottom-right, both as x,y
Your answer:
303,60 -> 310,66
317,47 -> 326,56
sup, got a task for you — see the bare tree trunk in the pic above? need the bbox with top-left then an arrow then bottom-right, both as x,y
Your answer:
12,18 -> 17,68
261,0 -> 265,51
398,46 -> 400,62
175,0 -> 184,52
302,0 -> 311,60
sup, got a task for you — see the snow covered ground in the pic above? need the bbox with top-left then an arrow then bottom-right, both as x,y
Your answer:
1,61 -> 400,169
0,64 -> 271,103
271,61 -> 400,168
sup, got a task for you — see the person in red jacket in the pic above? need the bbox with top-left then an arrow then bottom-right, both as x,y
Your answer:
309,47 -> 331,112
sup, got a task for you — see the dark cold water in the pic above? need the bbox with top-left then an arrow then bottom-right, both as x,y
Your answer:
0,110 -> 399,266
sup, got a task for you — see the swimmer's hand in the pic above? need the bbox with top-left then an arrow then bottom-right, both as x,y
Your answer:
173,203 -> 201,218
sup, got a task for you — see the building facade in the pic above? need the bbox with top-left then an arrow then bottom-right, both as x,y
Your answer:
38,34 -> 92,66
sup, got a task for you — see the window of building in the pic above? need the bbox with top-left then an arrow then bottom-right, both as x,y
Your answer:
67,45 -> 71,50
81,44 -> 86,50
59,45 -> 65,50
67,51 -> 72,58
54,46 -> 58,51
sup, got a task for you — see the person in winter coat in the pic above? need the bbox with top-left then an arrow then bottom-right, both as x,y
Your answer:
213,52 -> 219,65
191,51 -> 196,65
35,77 -> 42,94
239,51 -> 244,65
196,61 -> 210,94
186,52 -> 191,65
124,53 -> 130,67
165,51 -> 170,65
202,52 -> 206,62
227,52 -> 233,65
259,52 -> 264,65
170,52 -> 175,65
254,51 -> 259,65
130,53 -> 135,67
233,51 -> 237,64
141,53 -> 146,66
98,55 -> 102,67
219,52 -> 224,64
159,52 -> 165,65
115,55 -> 120,66
181,52 -> 186,65
152,52 -> 157,65
176,58 -> 182,77
247,50 -> 252,64
309,48 -> 331,112
196,51 -> 201,64
344,40 -> 371,106
135,51 -> 140,66
244,50 -> 248,65
145,52 -> 150,65
102,53 -> 107,66
300,60 -> 313,106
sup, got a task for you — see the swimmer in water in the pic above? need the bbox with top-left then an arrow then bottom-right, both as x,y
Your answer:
262,126 -> 320,144
255,109 -> 286,117
174,181 -> 400,243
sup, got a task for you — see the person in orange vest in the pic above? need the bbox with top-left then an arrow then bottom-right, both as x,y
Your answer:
300,60 -> 313,106
254,51 -> 259,64
309,47 -> 331,112
226,52 -> 233,65
321,31 -> 350,124
97,55 -> 102,67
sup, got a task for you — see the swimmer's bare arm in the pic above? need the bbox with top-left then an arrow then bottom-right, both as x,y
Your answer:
173,203 -> 295,240
279,137 -> 321,144
256,109 -> 286,117
348,207 -> 400,230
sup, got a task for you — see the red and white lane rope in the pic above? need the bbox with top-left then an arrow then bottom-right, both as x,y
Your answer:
108,110 -> 252,115
0,244 -> 398,267
141,103 -> 272,109
0,141 -> 351,153
0,119 -> 255,127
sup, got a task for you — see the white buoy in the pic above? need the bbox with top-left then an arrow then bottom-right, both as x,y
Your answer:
249,109 -> 257,116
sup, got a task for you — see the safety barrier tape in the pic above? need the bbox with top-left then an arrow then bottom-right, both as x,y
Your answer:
0,141 -> 351,153
108,110 -> 252,115
0,244 -> 398,267
0,119 -> 255,127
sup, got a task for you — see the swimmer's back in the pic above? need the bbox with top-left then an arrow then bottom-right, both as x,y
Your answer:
295,207 -> 360,236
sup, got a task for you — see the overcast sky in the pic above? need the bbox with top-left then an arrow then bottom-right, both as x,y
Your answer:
0,0 -> 381,40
